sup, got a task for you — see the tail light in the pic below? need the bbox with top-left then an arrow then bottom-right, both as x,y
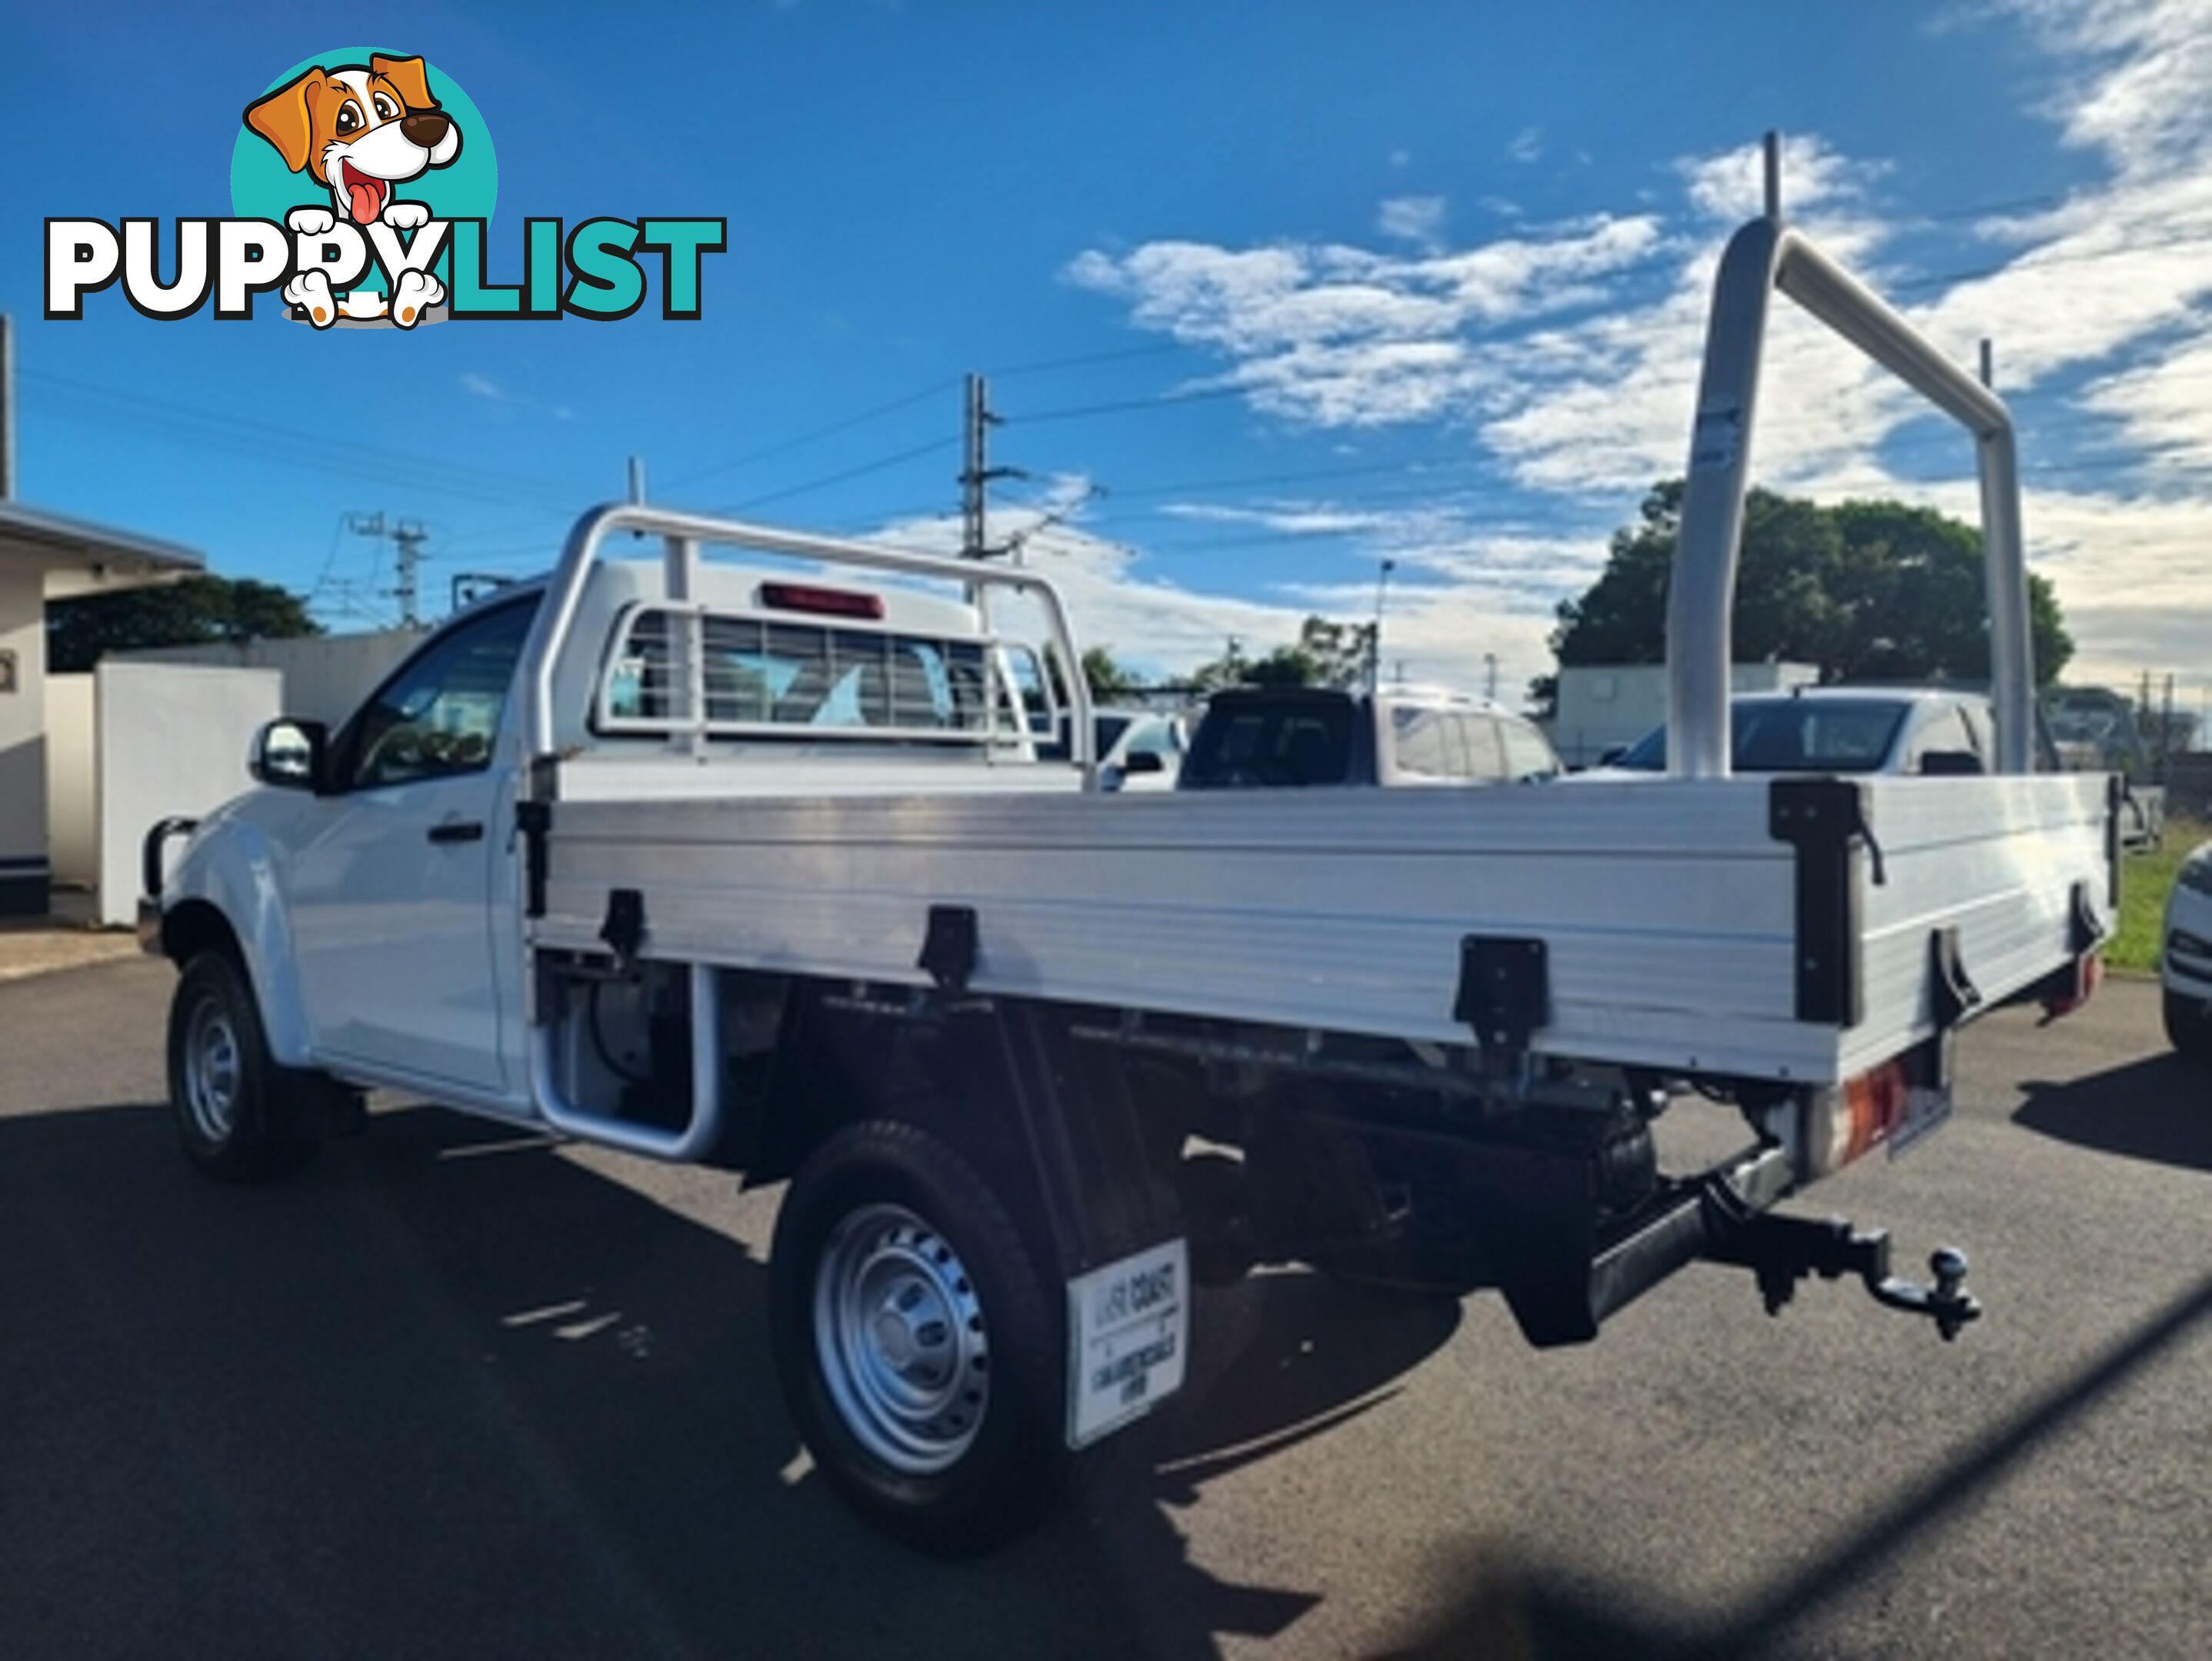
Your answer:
1767,1041 -> 1952,1183
2040,951 -> 2100,1020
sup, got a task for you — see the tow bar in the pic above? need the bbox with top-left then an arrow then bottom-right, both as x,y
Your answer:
1708,1209 -> 1983,1341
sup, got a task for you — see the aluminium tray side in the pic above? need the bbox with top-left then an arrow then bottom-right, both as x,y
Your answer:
525,773 -> 2111,1087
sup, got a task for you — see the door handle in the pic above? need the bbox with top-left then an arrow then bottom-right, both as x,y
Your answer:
427,820 -> 485,844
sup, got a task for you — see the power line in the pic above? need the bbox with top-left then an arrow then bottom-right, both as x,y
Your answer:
660,377 -> 958,492
22,392 -> 561,511
718,434 -> 960,514
18,368 -> 575,498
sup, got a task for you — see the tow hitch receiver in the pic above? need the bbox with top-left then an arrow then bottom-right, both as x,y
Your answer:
1708,1212 -> 1983,1340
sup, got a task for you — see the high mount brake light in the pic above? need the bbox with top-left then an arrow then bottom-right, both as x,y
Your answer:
758,581 -> 885,620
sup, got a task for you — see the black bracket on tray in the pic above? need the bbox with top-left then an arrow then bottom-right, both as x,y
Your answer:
1928,925 -> 1982,1031
918,904 -> 978,993
1454,934 -> 1551,1057
598,887 -> 646,966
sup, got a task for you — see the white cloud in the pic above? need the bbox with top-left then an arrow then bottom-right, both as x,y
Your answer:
1377,195 -> 1447,248
1388,148 -> 1412,169
2076,331 -> 2212,477
854,482 -> 1594,706
459,370 -> 574,421
1061,215 -> 1664,434
1507,127 -> 1543,165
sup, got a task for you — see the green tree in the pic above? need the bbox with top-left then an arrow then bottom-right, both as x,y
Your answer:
1191,616 -> 1376,691
1534,481 -> 2073,712
47,576 -> 322,674
1081,645 -> 1138,701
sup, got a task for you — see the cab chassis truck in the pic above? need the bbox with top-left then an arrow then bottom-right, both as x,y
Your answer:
145,215 -> 2116,1553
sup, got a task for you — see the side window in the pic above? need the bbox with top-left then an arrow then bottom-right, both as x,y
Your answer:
341,598 -> 538,791
1460,715 -> 1508,781
1391,707 -> 1449,777
1499,715 -> 1559,780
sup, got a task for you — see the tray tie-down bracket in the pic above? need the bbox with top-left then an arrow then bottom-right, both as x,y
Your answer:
1454,934 -> 1550,1064
1701,1177 -> 1981,1340
918,904 -> 978,994
599,887 -> 647,970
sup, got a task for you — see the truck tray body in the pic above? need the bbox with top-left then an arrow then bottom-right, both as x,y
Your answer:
525,766 -> 2110,1087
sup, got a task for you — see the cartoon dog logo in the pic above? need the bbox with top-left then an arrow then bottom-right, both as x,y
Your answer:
243,54 -> 458,328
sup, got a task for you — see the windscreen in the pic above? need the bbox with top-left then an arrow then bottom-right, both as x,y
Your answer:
1614,700 -> 1908,774
1181,698 -> 1356,787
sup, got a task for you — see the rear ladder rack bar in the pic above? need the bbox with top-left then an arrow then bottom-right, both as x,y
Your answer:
1667,214 -> 2034,778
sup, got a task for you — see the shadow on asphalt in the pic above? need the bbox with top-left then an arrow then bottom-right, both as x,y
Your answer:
0,1100 -> 1461,1660
1392,1272 -> 2212,1659
2011,1051 -> 2212,1172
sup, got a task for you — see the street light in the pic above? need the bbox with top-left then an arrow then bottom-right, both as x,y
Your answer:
1371,558 -> 1395,692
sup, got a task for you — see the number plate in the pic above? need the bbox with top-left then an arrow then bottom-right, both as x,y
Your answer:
1065,1238 -> 1188,1449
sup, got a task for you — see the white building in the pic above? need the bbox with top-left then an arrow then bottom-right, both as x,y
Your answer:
2,501 -> 202,916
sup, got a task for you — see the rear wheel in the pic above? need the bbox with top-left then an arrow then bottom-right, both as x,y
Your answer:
2164,989 -> 2212,1059
167,951 -> 322,1183
768,1119 -> 1065,1556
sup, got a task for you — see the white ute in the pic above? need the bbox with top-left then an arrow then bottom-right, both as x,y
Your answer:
143,214 -> 2117,1554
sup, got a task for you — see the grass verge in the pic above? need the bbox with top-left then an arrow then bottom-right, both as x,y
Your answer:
2110,815 -> 2208,974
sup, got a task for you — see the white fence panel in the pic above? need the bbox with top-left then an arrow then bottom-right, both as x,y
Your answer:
95,662 -> 279,926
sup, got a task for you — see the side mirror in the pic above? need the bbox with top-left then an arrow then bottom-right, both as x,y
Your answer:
1918,748 -> 1984,777
250,718 -> 328,791
1121,750 -> 1166,776
1597,745 -> 1627,767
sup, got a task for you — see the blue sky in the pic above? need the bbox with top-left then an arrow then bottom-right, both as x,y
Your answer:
9,1 -> 2210,715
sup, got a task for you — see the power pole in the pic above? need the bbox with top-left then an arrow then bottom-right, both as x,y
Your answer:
345,512 -> 431,627
2161,671 -> 2177,780
0,313 -> 15,501
1484,652 -> 1499,702
959,374 -> 1021,560
1370,559 -> 1395,693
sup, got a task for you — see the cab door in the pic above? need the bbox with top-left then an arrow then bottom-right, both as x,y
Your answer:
285,597 -> 538,1093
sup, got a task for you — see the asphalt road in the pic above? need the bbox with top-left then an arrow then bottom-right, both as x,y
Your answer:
2,960 -> 2204,1660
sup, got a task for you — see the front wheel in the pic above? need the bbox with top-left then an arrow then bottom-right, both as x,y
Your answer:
768,1120 -> 1065,1556
166,951 -> 321,1183
2164,989 -> 2212,1059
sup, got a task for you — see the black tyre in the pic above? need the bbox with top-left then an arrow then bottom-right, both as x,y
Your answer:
768,1119 -> 1065,1556
166,950 -> 321,1183
2164,989 -> 2212,1059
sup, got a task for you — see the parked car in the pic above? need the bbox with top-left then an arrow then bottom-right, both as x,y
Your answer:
1098,710 -> 1188,791
1597,687 -> 2006,777
2161,839 -> 2212,1057
1178,685 -> 1560,790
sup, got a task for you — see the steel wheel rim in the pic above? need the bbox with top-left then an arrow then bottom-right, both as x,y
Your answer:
183,996 -> 242,1144
812,1202 -> 990,1475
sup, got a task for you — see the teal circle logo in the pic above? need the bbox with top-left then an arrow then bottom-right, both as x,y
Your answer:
231,50 -> 495,310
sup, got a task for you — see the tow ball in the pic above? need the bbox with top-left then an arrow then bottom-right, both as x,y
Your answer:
1709,1211 -> 1983,1340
